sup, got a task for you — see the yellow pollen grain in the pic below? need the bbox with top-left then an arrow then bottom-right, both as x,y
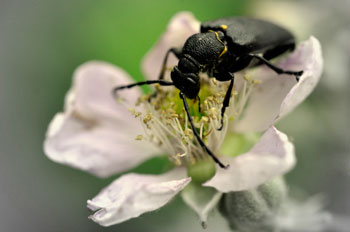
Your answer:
170,113 -> 179,118
155,83 -> 163,92
244,74 -> 251,81
211,78 -> 218,85
209,107 -> 218,119
128,108 -> 135,114
252,79 -> 261,85
200,116 -> 209,123
136,95 -> 150,105
184,129 -> 194,140
143,113 -> 153,124
184,128 -> 193,134
135,134 -> 143,140
184,128 -> 193,140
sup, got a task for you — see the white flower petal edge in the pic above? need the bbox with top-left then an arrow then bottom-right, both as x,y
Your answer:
234,37 -> 322,132
87,168 -> 191,226
278,36 -> 323,119
142,12 -> 200,81
44,61 -> 161,178
204,127 -> 295,192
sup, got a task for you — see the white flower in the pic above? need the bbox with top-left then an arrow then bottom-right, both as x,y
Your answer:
43,12 -> 323,227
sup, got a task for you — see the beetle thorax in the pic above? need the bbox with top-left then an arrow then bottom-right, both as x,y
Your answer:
182,32 -> 225,65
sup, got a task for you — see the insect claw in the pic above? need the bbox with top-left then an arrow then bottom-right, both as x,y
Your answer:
220,163 -> 230,169
217,124 -> 224,131
295,70 -> 303,82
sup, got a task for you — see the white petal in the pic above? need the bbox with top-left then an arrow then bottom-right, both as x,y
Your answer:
204,127 -> 295,192
87,168 -> 190,226
279,37 -> 323,118
234,37 -> 323,132
181,183 -> 222,227
44,61 -> 161,177
142,12 -> 200,81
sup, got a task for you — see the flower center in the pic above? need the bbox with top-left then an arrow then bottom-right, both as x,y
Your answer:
130,75 -> 260,168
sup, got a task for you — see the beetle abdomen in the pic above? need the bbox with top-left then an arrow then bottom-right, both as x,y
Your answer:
201,17 -> 295,56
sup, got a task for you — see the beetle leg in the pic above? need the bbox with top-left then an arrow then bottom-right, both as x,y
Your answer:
218,75 -> 234,131
196,95 -> 201,113
147,48 -> 181,102
180,92 -> 229,169
158,47 -> 182,80
248,53 -> 303,81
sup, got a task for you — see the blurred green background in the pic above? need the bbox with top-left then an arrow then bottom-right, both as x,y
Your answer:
0,0 -> 349,231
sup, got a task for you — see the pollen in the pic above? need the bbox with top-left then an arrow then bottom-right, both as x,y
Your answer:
129,107 -> 135,114
252,79 -> 261,85
131,77 -> 256,168
128,107 -> 142,118
200,116 -> 209,123
184,128 -> 194,140
209,107 -> 218,120
135,134 -> 143,140
143,113 -> 153,124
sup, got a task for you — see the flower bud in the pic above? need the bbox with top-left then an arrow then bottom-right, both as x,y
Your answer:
219,177 -> 287,232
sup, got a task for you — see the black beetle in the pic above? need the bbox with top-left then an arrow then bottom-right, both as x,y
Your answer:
113,17 -> 303,168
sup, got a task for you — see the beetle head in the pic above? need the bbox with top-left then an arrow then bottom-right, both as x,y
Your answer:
171,65 -> 200,99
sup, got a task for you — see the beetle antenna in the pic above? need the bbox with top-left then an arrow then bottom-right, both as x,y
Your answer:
113,80 -> 174,96
180,92 -> 229,169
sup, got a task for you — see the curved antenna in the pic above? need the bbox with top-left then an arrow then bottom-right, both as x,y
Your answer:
113,80 -> 174,96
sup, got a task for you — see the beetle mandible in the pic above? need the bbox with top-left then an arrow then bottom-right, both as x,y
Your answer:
113,17 -> 303,168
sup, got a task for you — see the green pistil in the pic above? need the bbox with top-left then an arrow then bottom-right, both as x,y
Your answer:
187,159 -> 216,184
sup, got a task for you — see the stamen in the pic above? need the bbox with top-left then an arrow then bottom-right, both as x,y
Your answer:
143,113 -> 153,124
135,134 -> 143,140
130,76 -> 257,167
